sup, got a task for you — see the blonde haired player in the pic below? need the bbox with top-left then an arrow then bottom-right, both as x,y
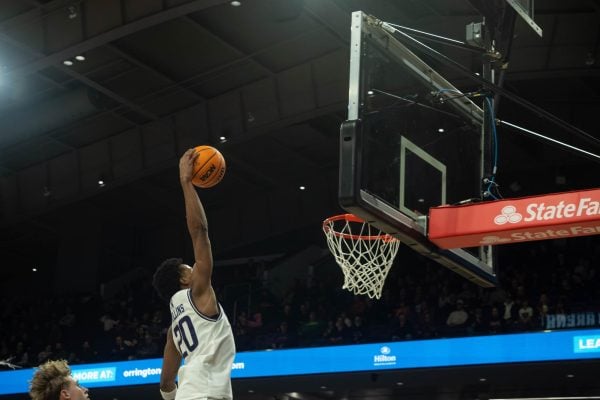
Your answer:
29,359 -> 90,400
152,148 -> 235,400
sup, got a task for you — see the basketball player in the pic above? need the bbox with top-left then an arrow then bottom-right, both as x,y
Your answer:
29,359 -> 90,400
152,148 -> 235,400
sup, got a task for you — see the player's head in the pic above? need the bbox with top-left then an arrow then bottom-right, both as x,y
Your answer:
29,359 -> 89,400
152,257 -> 193,302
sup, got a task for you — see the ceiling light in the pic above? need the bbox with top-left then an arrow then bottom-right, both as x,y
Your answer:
230,1 -> 242,6
66,5 -> 78,19
396,382 -> 404,386
299,186 -> 306,190
585,52 -> 595,66
32,268 -> 37,272
479,377 -> 487,382
367,90 -> 374,95
247,389 -> 254,393
75,55 -> 86,61
63,60 -> 73,66
438,128 -> 445,133
319,386 -> 327,390
98,180 -> 105,188
566,374 -> 575,378
219,136 -> 227,143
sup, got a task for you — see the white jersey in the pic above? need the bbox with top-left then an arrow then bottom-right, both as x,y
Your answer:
169,289 -> 236,400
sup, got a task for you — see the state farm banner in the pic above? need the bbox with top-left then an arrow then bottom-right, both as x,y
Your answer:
428,188 -> 600,249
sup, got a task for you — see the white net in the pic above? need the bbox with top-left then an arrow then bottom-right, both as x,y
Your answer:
323,214 -> 401,299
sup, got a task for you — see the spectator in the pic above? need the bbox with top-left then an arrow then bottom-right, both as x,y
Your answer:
488,306 -> 503,334
501,293 -> 517,330
110,336 -> 132,360
271,321 -> 296,349
136,334 -> 159,359
37,345 -> 53,364
516,300 -> 535,331
78,340 -> 98,363
446,299 -> 469,336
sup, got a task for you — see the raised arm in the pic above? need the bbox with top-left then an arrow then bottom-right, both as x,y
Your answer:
179,149 -> 216,306
159,329 -> 182,399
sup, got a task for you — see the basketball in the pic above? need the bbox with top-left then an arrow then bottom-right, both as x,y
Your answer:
191,145 -> 226,188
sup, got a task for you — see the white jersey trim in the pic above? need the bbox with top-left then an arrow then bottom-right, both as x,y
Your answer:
186,289 -> 222,322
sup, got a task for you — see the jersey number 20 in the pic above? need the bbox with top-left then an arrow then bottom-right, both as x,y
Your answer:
173,315 -> 199,357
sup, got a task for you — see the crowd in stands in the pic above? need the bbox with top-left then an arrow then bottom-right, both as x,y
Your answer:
1,236 -> 598,368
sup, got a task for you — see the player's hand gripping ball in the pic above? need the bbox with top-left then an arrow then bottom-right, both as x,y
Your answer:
191,145 -> 226,188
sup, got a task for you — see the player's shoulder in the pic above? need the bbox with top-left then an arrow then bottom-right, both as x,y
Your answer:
169,288 -> 190,303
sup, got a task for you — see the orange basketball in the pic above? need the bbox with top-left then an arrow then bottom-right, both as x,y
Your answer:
191,145 -> 226,188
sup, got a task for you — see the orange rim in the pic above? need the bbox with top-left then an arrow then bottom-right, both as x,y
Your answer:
322,214 -> 399,242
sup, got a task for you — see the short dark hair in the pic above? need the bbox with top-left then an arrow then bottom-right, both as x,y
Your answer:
153,257 -> 184,302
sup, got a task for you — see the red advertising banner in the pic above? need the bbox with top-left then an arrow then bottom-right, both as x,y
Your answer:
428,188 -> 600,249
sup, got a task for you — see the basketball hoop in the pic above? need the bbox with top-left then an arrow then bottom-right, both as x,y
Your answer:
322,214 -> 401,299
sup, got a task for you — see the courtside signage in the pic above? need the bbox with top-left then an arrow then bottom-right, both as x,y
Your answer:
428,188 -> 600,249
574,335 -> 600,353
1,329 -> 600,395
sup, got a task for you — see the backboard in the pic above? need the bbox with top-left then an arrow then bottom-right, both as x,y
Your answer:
339,11 -> 496,287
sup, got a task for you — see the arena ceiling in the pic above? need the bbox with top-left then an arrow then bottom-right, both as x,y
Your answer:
0,0 -> 599,398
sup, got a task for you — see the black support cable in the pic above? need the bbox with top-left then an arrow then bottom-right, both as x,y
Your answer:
385,23 -> 600,155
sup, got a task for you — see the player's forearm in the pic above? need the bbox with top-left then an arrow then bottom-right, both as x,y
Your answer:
181,180 -> 208,234
159,378 -> 177,392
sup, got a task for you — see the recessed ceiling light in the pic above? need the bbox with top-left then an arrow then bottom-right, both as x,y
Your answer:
230,1 -> 241,6
438,128 -> 445,133
479,377 -> 487,382
219,136 -> 227,143
63,60 -> 73,66
247,389 -> 254,393
75,55 -> 86,61
566,374 -> 575,378
98,180 -> 105,187
299,186 -> 306,190
396,382 -> 404,386
32,268 -> 37,272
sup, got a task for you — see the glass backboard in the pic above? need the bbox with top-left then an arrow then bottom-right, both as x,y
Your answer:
339,11 -> 496,287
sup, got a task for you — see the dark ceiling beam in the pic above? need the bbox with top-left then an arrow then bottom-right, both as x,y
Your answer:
116,24 -> 334,115
181,16 -> 276,77
3,28 -> 345,162
0,33 -> 69,92
302,0 -> 350,46
506,67 -> 600,82
0,0 -> 60,30
58,66 -> 159,121
103,43 -> 205,101
3,0 -> 232,80
0,28 -> 159,122
224,154 -> 278,188
269,136 -> 320,169
21,0 -> 43,6
543,16 -> 559,70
